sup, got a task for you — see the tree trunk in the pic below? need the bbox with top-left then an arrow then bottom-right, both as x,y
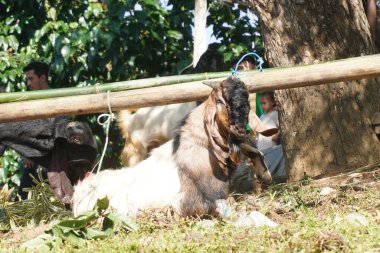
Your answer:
252,0 -> 380,181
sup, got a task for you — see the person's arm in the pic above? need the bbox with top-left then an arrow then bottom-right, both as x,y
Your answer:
367,0 -> 377,41
271,130 -> 281,142
249,111 -> 279,136
23,158 -> 34,169
248,111 -> 268,134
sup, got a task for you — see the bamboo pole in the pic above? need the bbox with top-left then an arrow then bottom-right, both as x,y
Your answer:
0,54 -> 380,123
0,71 -> 240,103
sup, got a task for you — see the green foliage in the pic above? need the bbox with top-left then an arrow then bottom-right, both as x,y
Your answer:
0,150 -> 23,189
21,196 -> 138,251
0,0 -> 261,176
0,0 -> 195,89
0,172 -> 69,230
208,2 -> 263,64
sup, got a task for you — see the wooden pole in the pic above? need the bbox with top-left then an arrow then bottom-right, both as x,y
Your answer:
0,54 -> 380,123
0,71 -> 237,103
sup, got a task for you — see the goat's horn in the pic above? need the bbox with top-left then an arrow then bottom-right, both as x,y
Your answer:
202,81 -> 219,89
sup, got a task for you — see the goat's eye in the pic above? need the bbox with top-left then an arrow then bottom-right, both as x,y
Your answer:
216,99 -> 224,104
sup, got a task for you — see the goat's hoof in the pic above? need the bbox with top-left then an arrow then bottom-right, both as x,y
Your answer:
61,195 -> 73,204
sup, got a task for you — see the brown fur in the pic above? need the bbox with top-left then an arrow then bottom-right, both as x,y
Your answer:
121,140 -> 146,168
174,78 -> 256,217
118,110 -> 137,166
239,140 -> 272,194
175,102 -> 230,216
146,135 -> 169,153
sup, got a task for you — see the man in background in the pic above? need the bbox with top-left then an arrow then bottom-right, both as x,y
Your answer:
18,61 -> 50,198
23,61 -> 50,91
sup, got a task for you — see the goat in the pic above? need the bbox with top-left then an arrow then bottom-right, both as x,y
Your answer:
72,77 -> 271,217
118,102 -> 196,167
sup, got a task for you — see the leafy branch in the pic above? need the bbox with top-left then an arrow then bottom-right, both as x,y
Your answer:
21,197 -> 138,251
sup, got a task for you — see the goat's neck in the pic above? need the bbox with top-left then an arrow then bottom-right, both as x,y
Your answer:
176,100 -> 235,174
180,103 -> 209,146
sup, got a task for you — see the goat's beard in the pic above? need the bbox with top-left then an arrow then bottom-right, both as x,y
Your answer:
228,140 -> 242,165
230,141 -> 241,152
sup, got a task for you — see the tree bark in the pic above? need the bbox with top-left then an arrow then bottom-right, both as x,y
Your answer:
252,0 -> 380,180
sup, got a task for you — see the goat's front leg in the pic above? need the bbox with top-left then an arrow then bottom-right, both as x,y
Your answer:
251,170 -> 262,195
239,140 -> 272,194
47,171 -> 73,204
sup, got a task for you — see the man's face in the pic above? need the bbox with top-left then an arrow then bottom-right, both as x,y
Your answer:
25,70 -> 46,90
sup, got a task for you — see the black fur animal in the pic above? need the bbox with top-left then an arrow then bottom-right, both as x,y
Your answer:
0,118 -> 97,203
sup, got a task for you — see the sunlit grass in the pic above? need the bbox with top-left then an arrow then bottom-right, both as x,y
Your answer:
1,175 -> 379,252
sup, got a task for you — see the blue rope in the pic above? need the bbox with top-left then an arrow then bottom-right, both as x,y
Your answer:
232,52 -> 264,76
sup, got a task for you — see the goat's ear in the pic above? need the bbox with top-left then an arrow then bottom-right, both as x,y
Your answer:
202,81 -> 219,90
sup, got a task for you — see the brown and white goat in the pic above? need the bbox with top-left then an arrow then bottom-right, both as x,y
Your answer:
72,77 -> 271,217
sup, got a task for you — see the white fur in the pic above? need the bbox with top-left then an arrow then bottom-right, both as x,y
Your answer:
118,102 -> 197,166
72,141 -> 182,217
128,102 -> 196,143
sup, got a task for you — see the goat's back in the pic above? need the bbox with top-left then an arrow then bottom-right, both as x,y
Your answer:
120,102 -> 196,142
118,102 -> 196,166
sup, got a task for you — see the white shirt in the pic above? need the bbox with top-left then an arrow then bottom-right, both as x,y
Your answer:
257,110 -> 279,151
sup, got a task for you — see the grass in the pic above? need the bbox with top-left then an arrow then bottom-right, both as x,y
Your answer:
0,174 -> 379,252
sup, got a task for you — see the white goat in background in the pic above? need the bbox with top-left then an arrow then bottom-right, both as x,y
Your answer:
118,102 -> 197,167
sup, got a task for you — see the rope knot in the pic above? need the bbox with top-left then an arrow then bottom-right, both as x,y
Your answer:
97,112 -> 115,126
93,90 -> 114,175
232,52 -> 264,77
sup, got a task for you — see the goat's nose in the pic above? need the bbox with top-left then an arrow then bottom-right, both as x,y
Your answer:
236,125 -> 246,135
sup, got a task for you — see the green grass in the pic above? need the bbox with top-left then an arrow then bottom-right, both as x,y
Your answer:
1,181 -> 380,252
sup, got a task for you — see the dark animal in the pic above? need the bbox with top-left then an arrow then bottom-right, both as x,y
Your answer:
0,118 -> 97,203
73,77 -> 271,217
192,43 -> 226,73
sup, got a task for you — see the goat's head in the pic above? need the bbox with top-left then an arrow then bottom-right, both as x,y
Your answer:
66,121 -> 90,145
204,77 -> 250,143
64,121 -> 98,170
